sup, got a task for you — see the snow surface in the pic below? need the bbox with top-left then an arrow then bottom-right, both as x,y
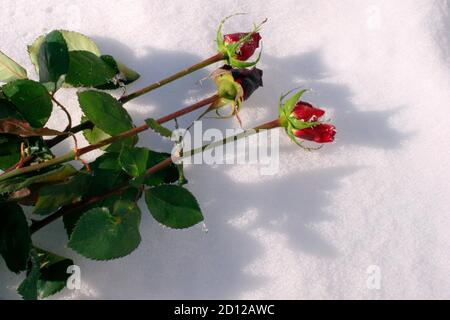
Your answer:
1,0 -> 450,300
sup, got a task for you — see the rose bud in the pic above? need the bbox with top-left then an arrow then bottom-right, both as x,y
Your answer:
216,15 -> 267,68
196,66 -> 263,127
292,124 -> 336,144
278,89 -> 336,147
230,67 -> 263,100
223,32 -> 262,61
212,66 -> 263,104
291,101 -> 325,122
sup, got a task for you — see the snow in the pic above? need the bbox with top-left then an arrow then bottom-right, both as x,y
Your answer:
1,0 -> 450,299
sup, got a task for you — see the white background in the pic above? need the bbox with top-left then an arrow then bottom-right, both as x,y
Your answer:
1,0 -> 450,299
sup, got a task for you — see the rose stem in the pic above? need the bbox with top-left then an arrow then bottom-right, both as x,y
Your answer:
3,53 -> 226,173
29,119 -> 281,234
118,53 -> 225,104
0,94 -> 219,182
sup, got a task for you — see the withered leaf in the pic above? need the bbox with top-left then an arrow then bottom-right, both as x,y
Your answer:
0,118 -> 65,137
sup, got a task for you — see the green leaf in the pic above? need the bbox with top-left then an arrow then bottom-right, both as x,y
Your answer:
17,254 -> 40,300
144,150 -> 179,187
78,90 -> 133,136
18,248 -> 74,300
68,200 -> 141,260
288,118 -> 320,130
0,51 -> 27,83
0,97 -> 24,120
0,164 -> 77,194
28,30 -> 101,75
87,153 -> 129,192
0,97 -> 23,170
81,115 -> 133,153
145,185 -> 203,229
38,30 -> 69,89
114,59 -> 140,84
2,79 -> 53,128
102,55 -> 140,83
65,51 -> 116,87
0,99 -> 23,169
28,35 -> 45,75
62,153 -> 134,236
63,187 -> 138,238
0,203 -> 30,273
119,146 -> 149,178
81,116 -> 110,147
35,248 -> 73,299
0,135 -> 21,170
94,56 -> 121,90
59,30 -> 101,56
283,89 -> 308,115
216,15 -> 226,53
34,173 -> 91,216
96,55 -> 140,89
228,51 -> 262,69
145,118 -> 172,138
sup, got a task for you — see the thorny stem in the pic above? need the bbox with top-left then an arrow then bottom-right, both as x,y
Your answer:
46,121 -> 94,149
0,122 -> 95,175
76,94 -> 219,155
118,53 -> 225,104
182,119 -> 281,158
29,182 -> 128,234
1,151 -> 77,181
2,53 -> 225,174
50,94 -> 72,131
29,119 -> 281,234
0,95 -> 219,183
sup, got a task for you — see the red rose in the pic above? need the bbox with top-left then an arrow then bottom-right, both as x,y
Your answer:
293,124 -> 336,143
230,67 -> 263,100
279,89 -> 336,147
223,33 -> 262,61
291,101 -> 325,122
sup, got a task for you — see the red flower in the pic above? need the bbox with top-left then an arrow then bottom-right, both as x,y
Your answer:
231,67 -> 263,100
293,124 -> 336,144
292,101 -> 325,122
223,33 -> 262,61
